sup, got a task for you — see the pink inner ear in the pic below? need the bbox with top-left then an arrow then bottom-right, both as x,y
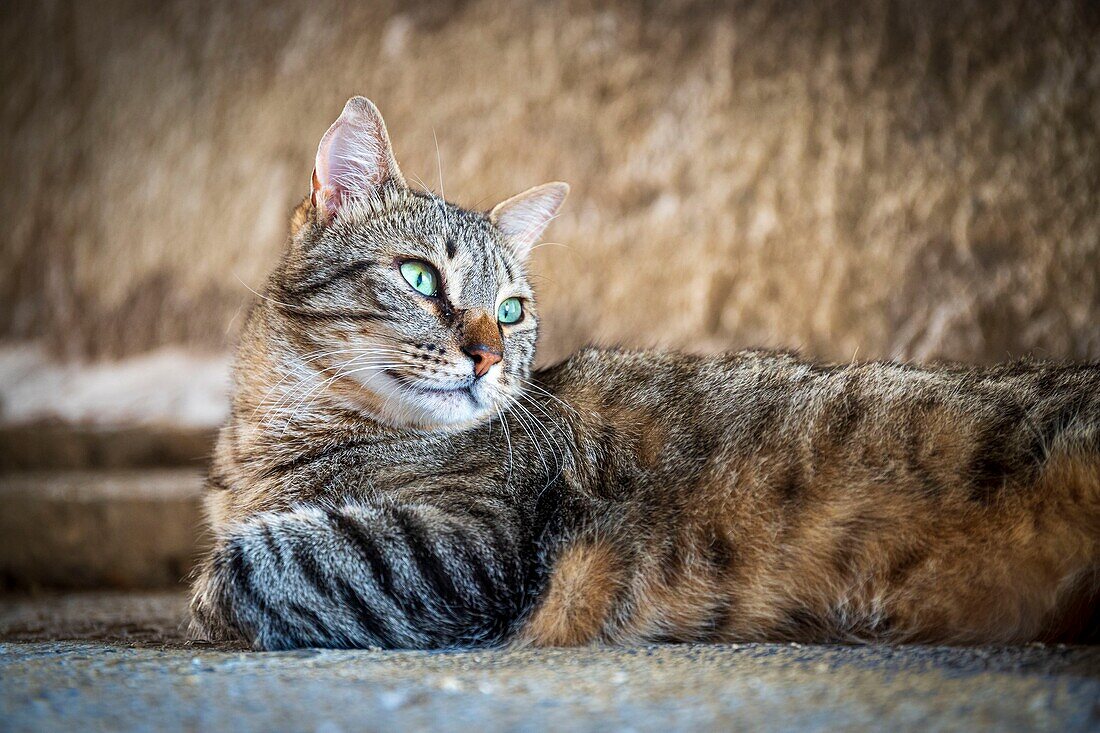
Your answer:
312,98 -> 401,217
310,169 -> 323,208
491,183 -> 569,259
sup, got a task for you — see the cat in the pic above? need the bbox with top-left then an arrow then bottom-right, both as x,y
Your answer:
189,97 -> 1100,650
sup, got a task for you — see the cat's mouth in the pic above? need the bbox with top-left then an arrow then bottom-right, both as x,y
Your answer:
384,370 -> 480,403
361,367 -> 501,430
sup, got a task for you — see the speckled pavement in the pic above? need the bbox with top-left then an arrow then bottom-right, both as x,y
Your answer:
2,593 -> 1099,733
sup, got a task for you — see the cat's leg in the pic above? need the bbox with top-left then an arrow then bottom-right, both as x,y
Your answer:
188,500 -> 531,650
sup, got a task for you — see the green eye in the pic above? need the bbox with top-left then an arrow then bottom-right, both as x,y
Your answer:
399,260 -> 439,296
497,297 -> 523,324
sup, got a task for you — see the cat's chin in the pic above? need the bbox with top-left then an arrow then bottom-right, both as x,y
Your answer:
352,371 -> 501,432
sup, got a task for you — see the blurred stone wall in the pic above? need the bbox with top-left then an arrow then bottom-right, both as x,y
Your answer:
2,0 -> 1098,365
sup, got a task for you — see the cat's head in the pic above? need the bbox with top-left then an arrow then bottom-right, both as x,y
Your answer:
265,97 -> 567,431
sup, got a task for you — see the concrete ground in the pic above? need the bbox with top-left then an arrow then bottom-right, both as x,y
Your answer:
2,592 -> 1099,733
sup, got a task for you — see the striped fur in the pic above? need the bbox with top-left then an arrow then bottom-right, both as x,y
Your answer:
189,98 -> 1100,650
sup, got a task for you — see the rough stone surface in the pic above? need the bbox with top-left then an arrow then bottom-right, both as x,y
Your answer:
4,1 -> 1100,365
1,593 -> 1098,732
0,471 -> 203,589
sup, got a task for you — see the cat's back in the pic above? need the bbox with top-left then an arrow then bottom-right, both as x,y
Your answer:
533,346 -> 1100,502
533,346 -> 879,448
537,345 -> 1100,427
535,346 -> 813,406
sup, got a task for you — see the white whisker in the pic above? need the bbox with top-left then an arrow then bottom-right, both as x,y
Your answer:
432,127 -> 445,202
233,272 -> 301,310
256,347 -> 408,425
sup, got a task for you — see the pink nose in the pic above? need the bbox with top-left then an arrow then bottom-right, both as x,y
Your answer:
462,344 -> 502,378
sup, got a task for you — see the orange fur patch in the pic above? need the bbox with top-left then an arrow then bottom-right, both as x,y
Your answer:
519,541 -> 621,646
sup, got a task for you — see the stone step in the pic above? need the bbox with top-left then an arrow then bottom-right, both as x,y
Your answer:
0,591 -> 190,644
0,470 -> 204,590
0,424 -> 216,470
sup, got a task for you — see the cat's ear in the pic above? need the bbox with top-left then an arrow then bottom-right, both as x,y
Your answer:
311,96 -> 405,220
489,182 -> 569,260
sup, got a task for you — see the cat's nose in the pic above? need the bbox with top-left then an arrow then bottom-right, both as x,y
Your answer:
462,343 -> 502,378
460,311 -> 504,379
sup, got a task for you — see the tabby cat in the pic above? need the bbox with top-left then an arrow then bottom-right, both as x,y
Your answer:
189,97 -> 1100,650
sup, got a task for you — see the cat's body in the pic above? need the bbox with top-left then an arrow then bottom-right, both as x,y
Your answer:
189,98 -> 1100,650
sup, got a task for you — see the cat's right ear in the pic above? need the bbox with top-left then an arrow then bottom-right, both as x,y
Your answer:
489,182 -> 569,261
311,97 -> 405,221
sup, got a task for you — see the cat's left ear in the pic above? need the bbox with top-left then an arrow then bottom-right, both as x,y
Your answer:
489,182 -> 569,260
312,96 -> 406,221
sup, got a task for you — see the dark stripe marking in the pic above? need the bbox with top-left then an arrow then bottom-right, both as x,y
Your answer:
261,522 -> 285,570
275,305 -> 387,323
330,510 -> 427,619
332,576 -> 399,648
287,260 -> 376,298
393,509 -> 470,615
225,541 -> 301,647
290,538 -> 331,598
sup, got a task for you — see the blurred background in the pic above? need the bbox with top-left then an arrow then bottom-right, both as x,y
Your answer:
1,0 -> 1098,591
